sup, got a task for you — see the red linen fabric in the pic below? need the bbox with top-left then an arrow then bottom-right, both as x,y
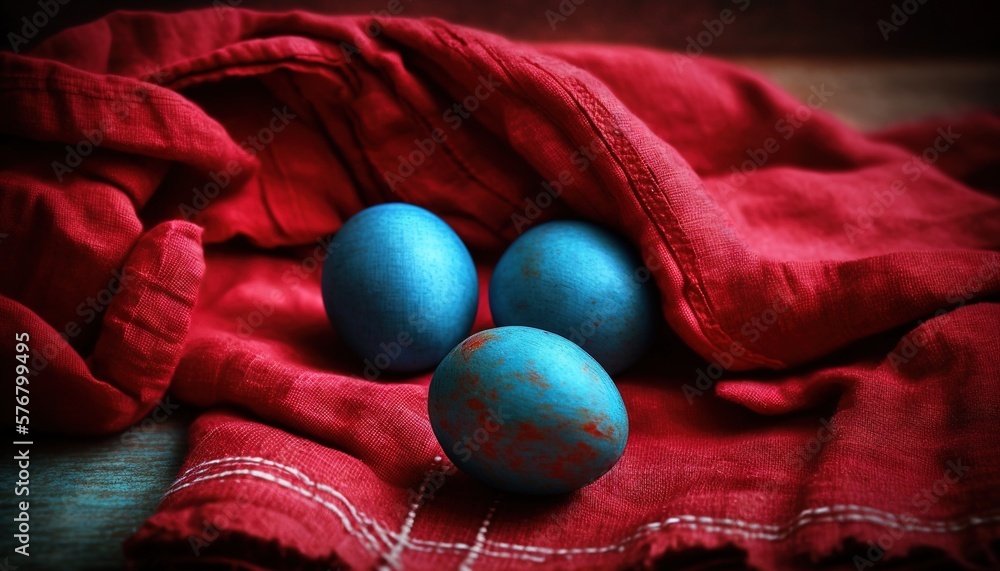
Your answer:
2,8 -> 999,570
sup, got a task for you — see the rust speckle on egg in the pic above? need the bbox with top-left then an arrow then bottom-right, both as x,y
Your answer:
520,250 -> 543,278
514,421 -> 545,442
582,420 -> 613,439
546,441 -> 598,481
458,371 -> 480,388
505,451 -> 525,472
479,438 -> 499,461
526,370 -> 550,389
433,404 -> 453,432
460,332 -> 494,360
467,397 -> 487,411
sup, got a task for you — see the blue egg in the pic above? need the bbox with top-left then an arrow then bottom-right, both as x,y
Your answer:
428,326 -> 628,495
489,220 -> 658,375
321,203 -> 478,377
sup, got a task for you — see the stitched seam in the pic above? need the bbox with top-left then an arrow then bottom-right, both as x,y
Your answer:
166,457 -> 1000,561
166,468 -> 381,554
560,72 -> 782,368
459,497 -> 501,571
168,454 -> 389,549
477,39 -> 771,365
474,39 -> 609,219
381,457 -> 441,569
459,39 -> 782,368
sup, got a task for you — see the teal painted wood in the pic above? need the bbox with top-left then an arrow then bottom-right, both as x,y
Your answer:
1,409 -> 193,570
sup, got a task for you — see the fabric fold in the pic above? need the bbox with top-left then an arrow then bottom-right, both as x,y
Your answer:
2,8 -> 998,570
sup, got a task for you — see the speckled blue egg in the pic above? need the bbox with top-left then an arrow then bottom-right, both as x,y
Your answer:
428,326 -> 628,495
489,220 -> 659,375
321,203 -> 478,376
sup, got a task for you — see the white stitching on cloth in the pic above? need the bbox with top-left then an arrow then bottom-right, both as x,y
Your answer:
167,457 -> 460,557
166,468 -> 381,554
164,456 -> 1000,562
487,511 -> 1000,556
166,459 -> 545,562
165,455 -> 391,550
459,498 -> 501,571
380,457 -> 442,570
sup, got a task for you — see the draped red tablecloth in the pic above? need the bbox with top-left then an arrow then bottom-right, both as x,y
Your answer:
2,8 -> 999,570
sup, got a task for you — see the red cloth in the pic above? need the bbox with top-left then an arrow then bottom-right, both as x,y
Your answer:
3,8 -> 1000,570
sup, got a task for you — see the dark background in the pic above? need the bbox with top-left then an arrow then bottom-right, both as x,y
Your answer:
1,0 -> 998,57
5,0 -> 997,129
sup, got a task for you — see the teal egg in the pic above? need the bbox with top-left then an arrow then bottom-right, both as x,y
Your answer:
489,220 -> 659,374
428,326 -> 628,495
321,203 -> 478,377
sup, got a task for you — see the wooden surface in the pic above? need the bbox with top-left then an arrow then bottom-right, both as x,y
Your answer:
1,409 -> 195,570
0,58 -> 996,570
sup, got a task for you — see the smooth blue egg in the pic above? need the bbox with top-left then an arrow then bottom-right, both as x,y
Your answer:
321,203 -> 478,377
489,220 -> 659,375
428,326 -> 628,495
